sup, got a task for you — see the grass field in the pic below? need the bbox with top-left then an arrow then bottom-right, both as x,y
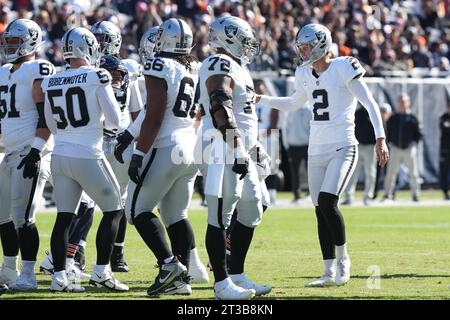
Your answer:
1,191 -> 449,300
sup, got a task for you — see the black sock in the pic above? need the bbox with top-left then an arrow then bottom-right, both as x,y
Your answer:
68,204 -> 94,245
225,209 -> 238,252
318,192 -> 346,246
133,212 -> 172,265
114,212 -> 127,245
229,221 -> 254,275
166,219 -> 194,269
315,206 -> 335,260
68,202 -> 88,237
18,223 -> 39,261
96,210 -> 122,265
0,221 -> 19,257
51,212 -> 75,272
205,224 -> 227,282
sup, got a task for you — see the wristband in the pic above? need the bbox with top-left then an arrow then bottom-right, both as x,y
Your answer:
234,144 -> 247,159
31,137 -> 46,152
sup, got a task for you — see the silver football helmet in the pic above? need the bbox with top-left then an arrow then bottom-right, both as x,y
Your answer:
91,21 -> 122,55
62,27 -> 100,66
208,16 -> 260,65
139,26 -> 159,62
0,19 -> 43,63
154,18 -> 193,55
293,24 -> 332,66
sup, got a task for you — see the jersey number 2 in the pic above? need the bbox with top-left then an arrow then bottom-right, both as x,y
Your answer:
312,89 -> 329,121
48,87 -> 90,129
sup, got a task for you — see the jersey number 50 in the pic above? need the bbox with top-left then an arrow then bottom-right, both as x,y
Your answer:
47,87 -> 90,129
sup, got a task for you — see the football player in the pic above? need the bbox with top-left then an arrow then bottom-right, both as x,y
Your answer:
125,18 -> 201,296
0,19 -> 55,290
199,16 -> 272,300
257,24 -> 389,287
41,27 -> 128,292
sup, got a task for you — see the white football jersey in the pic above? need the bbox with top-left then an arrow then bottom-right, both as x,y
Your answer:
199,54 -> 258,151
42,66 -> 120,159
295,56 -> 366,155
0,59 -> 55,153
142,56 -> 199,148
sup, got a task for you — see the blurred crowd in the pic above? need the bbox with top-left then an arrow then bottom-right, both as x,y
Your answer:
1,0 -> 450,75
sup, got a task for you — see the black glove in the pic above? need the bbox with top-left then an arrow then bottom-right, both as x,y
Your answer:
128,153 -> 144,185
232,157 -> 249,180
17,148 -> 41,179
114,130 -> 134,164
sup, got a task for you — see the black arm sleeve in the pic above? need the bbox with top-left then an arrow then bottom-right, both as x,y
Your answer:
36,102 -> 47,129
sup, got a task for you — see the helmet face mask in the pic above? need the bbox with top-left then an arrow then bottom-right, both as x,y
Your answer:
99,55 -> 129,101
91,21 -> 122,56
0,19 -> 43,63
62,27 -> 100,67
154,18 -> 193,55
139,26 -> 159,62
293,24 -> 332,66
208,16 -> 259,65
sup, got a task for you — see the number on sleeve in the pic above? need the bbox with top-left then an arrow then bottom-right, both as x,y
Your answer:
312,89 -> 329,121
208,57 -> 231,72
96,69 -> 111,84
144,58 -> 164,72
39,62 -> 54,76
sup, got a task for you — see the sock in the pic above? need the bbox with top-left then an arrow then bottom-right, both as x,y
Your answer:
225,210 -> 238,252
133,212 -> 173,265
318,192 -> 346,246
21,260 -> 35,275
0,221 -> 19,256
54,270 -> 66,280
18,223 -> 39,261
114,211 -> 127,244
3,256 -> 18,270
66,257 -> 75,267
206,224 -> 227,282
166,219 -> 194,269
163,256 -> 175,264
229,221 -> 254,275
69,205 -> 94,245
112,243 -> 124,257
324,259 -> 336,276
66,243 -> 78,258
190,248 -> 200,265
93,264 -> 108,274
315,206 -> 335,260
336,243 -> 349,261
50,212 -> 75,272
96,210 -> 122,265
78,240 -> 86,248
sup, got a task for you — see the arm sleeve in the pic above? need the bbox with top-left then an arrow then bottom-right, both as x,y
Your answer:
347,77 -> 386,139
259,88 -> 308,111
43,97 -> 57,134
97,84 -> 121,129
127,106 -> 146,138
128,79 -> 143,113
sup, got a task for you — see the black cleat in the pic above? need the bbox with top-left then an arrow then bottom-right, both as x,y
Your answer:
147,258 -> 187,296
111,251 -> 129,273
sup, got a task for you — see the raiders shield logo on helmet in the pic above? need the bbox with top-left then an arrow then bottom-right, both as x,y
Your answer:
225,24 -> 238,38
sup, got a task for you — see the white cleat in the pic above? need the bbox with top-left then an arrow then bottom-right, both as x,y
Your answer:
0,264 -> 19,286
39,251 -> 54,275
230,273 -> 272,296
306,274 -> 337,287
89,269 -> 129,291
50,275 -> 85,293
188,261 -> 209,283
336,258 -> 351,286
161,278 -> 192,296
10,272 -> 38,291
214,278 -> 256,300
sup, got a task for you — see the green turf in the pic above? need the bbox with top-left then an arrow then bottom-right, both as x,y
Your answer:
1,192 -> 450,300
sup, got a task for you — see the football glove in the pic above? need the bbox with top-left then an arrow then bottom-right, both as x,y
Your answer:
114,130 -> 134,164
128,153 -> 143,185
232,157 -> 249,180
17,148 -> 41,179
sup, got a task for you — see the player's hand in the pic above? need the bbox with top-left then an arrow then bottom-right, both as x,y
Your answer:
255,94 -> 261,103
128,154 -> 143,185
232,157 -> 249,180
17,148 -> 41,179
114,130 -> 134,164
375,138 -> 389,168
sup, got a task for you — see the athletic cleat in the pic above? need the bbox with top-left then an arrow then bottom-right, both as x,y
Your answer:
0,284 -> 8,295
10,272 -> 38,291
89,269 -> 129,291
147,258 -> 187,296
39,250 -> 54,275
161,277 -> 192,296
188,259 -> 209,283
230,273 -> 272,296
50,275 -> 85,292
214,278 -> 256,300
336,257 -> 351,286
110,252 -> 129,273
74,246 -> 86,272
306,274 -> 336,287
0,264 -> 19,286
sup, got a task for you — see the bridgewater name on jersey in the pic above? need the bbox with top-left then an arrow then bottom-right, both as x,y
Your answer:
0,59 -> 55,153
